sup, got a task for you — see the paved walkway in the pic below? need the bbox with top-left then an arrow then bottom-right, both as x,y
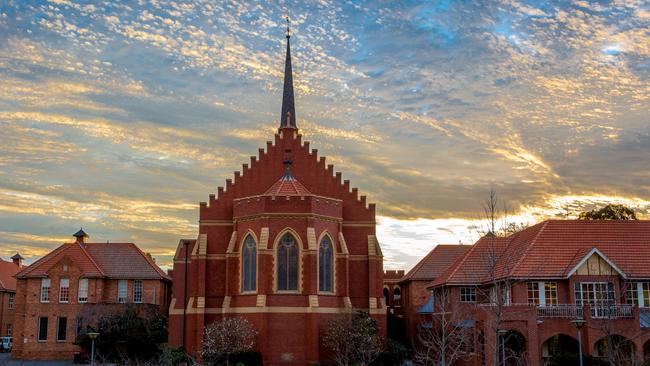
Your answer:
0,353 -> 75,365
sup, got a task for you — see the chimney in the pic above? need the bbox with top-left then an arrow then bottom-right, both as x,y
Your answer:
73,228 -> 89,244
11,253 -> 23,267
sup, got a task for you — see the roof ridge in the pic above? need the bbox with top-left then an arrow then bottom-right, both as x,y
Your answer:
402,247 -> 437,280
443,238 -> 481,284
79,243 -> 106,277
16,244 -> 68,278
130,243 -> 171,280
508,220 -> 549,278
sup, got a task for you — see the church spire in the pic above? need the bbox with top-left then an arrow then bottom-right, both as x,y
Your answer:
280,17 -> 296,129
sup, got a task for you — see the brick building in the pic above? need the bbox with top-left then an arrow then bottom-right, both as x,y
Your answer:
426,220 -> 650,366
399,244 -> 470,344
12,230 -> 171,360
168,29 -> 386,365
0,254 -> 24,339
384,270 -> 404,311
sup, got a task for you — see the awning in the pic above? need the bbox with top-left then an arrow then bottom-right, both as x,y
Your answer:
458,319 -> 476,328
640,312 -> 650,328
417,295 -> 434,314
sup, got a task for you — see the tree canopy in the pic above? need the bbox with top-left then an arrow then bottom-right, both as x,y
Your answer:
578,204 -> 638,220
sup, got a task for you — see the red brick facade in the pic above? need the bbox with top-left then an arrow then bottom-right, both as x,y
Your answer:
0,255 -> 22,339
426,221 -> 650,366
168,32 -> 386,365
11,235 -> 171,360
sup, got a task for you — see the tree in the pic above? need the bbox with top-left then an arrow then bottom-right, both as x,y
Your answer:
201,317 -> 258,366
323,311 -> 383,366
476,187 -> 529,237
75,304 -> 168,363
413,287 -> 473,366
578,204 -> 638,220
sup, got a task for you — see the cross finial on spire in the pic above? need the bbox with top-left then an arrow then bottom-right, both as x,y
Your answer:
286,16 -> 290,39
279,16 -> 296,129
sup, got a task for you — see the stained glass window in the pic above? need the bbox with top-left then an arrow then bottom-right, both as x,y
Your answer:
242,235 -> 257,292
319,236 -> 333,292
277,233 -> 298,291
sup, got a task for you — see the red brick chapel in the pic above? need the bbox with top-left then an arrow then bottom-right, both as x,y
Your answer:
168,26 -> 386,365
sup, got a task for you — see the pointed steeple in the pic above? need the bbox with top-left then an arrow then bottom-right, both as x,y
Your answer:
280,17 -> 297,129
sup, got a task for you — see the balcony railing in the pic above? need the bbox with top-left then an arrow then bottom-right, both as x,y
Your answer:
537,304 -> 583,319
590,305 -> 633,319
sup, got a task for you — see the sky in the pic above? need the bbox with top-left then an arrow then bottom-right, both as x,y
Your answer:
0,0 -> 649,272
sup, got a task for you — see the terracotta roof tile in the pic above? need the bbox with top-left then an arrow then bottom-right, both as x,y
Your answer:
264,176 -> 311,196
402,245 -> 471,282
0,259 -> 21,291
431,220 -> 650,287
17,242 -> 170,281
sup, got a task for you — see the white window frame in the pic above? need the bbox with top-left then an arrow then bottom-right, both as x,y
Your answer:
8,293 -> 14,309
78,278 -> 88,303
117,280 -> 128,303
133,280 -> 143,303
40,278 -> 51,303
528,281 -> 558,306
59,278 -> 70,303
460,287 -> 477,303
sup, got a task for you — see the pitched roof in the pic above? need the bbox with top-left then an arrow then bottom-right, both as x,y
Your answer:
430,220 -> 650,287
430,234 -> 509,287
264,175 -> 311,196
401,245 -> 471,282
85,243 -> 171,280
503,220 -> 650,279
17,242 -> 170,281
0,259 -> 21,291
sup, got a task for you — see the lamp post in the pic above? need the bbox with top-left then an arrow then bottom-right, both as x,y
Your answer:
87,332 -> 99,366
571,319 -> 586,366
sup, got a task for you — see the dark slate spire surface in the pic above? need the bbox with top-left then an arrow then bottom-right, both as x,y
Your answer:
280,18 -> 296,129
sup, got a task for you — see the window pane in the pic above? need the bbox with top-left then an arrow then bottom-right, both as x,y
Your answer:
527,282 -> 540,305
78,278 -> 88,303
133,280 -> 143,303
41,278 -> 51,302
38,317 -> 48,341
59,278 -> 69,303
242,235 -> 257,292
545,282 -> 558,305
278,233 -> 298,291
319,236 -> 333,292
57,317 -> 67,341
118,280 -> 128,303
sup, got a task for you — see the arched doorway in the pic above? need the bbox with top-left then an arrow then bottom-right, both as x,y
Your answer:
644,339 -> 650,363
498,330 -> 527,366
594,335 -> 636,365
393,286 -> 401,307
383,287 -> 390,306
541,334 -> 579,364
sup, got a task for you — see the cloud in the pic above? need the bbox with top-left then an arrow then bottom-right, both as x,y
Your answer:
0,0 -> 648,271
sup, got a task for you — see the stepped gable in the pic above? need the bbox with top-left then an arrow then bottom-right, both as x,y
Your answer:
200,130 -> 375,221
401,244 -> 471,282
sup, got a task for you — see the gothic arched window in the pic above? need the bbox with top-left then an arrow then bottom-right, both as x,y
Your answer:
242,235 -> 257,292
319,235 -> 334,292
277,233 -> 298,291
